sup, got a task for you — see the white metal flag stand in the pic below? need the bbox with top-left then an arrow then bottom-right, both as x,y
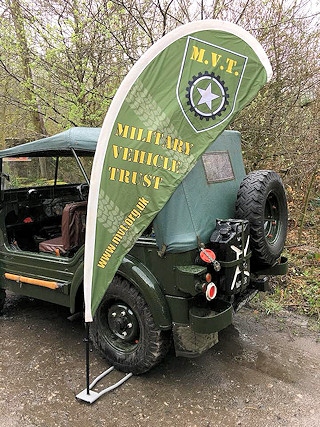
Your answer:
76,323 -> 133,404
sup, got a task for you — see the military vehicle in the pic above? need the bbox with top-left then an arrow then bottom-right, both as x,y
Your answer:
0,127 -> 288,374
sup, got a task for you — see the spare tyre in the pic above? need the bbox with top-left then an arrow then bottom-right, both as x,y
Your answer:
235,170 -> 288,268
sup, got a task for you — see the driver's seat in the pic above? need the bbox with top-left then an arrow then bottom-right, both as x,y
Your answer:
39,201 -> 87,256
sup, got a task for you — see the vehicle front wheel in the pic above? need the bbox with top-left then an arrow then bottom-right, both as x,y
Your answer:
0,289 -> 5,314
90,276 -> 171,374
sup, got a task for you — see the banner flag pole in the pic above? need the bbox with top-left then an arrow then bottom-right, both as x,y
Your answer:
76,322 -> 133,403
85,322 -> 90,395
83,18 -> 272,325
77,19 -> 273,402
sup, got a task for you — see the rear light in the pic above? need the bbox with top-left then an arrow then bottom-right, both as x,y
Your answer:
205,273 -> 212,283
205,282 -> 217,301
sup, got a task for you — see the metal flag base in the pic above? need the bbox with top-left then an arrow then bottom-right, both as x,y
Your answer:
76,366 -> 133,404
76,322 -> 132,404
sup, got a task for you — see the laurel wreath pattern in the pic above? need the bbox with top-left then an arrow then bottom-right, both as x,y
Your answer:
97,189 -> 123,233
126,80 -> 195,174
97,189 -> 142,251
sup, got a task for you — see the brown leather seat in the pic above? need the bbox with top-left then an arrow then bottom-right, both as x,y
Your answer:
39,201 -> 87,255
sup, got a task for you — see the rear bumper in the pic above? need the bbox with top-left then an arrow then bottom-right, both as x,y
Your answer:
189,300 -> 233,334
254,256 -> 288,276
169,256 -> 288,358
172,300 -> 233,357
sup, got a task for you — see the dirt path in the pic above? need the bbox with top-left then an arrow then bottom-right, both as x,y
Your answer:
0,293 -> 319,427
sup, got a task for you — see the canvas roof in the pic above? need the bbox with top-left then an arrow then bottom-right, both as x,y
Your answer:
0,127 -> 100,158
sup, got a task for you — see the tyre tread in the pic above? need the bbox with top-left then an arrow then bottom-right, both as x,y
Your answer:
90,276 -> 171,374
235,170 -> 287,267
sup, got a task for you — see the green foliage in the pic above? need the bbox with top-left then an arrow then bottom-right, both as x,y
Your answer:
258,290 -> 284,315
0,0 -> 127,139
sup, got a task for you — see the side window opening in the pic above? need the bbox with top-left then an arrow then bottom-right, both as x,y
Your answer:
2,154 -> 93,255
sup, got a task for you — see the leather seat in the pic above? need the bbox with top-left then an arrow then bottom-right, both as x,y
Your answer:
39,201 -> 87,255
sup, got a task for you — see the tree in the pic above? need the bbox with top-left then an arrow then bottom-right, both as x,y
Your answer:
229,0 -> 319,235
0,0 -> 319,226
0,0 -> 127,141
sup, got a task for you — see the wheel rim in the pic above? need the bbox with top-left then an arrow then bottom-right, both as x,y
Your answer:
98,300 -> 140,353
264,191 -> 281,244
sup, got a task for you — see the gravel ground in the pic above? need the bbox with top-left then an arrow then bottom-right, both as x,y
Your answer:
0,292 -> 319,427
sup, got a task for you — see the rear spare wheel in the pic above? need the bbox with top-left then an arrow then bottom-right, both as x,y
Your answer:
235,170 -> 288,268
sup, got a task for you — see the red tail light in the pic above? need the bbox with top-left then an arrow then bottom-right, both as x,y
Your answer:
205,282 -> 217,301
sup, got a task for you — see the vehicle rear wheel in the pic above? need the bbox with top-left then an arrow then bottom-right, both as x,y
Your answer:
235,170 -> 288,268
90,276 -> 171,374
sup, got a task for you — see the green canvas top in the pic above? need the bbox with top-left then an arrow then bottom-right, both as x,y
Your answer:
0,127 -> 100,158
153,130 -> 246,252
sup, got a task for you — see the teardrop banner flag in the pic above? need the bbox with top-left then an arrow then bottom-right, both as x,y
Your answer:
84,20 -> 272,322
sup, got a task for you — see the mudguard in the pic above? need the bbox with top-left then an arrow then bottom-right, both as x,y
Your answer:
70,251 -> 171,329
118,254 -> 172,330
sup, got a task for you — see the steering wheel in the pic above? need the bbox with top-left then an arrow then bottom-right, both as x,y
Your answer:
77,183 -> 89,200
27,188 -> 39,200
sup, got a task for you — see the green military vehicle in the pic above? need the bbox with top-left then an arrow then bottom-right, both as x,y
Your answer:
0,127 -> 288,374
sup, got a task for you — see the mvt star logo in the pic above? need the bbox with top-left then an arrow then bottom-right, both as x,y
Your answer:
197,82 -> 220,108
176,36 -> 247,132
186,71 -> 229,121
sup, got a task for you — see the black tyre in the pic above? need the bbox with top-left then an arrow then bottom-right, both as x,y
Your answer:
90,276 -> 171,374
0,289 -> 5,314
235,170 -> 288,268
